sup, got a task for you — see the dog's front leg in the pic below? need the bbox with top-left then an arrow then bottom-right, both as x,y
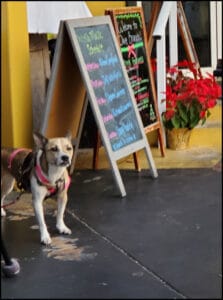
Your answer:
33,194 -> 52,245
56,192 -> 71,235
31,180 -> 52,245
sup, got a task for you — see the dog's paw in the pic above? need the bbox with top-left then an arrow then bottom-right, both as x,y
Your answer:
1,208 -> 6,217
40,232 -> 52,245
56,223 -> 72,235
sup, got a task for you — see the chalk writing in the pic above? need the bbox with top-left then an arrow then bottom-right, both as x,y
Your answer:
86,62 -> 100,71
75,24 -> 142,151
108,131 -> 118,139
103,113 -> 114,123
105,88 -> 126,103
87,43 -> 103,56
112,102 -> 132,117
113,12 -> 157,126
101,70 -> 122,85
117,120 -> 134,136
77,30 -> 103,43
124,55 -> 144,67
97,97 -> 107,105
99,55 -> 118,67
91,79 -> 103,88
116,13 -> 142,27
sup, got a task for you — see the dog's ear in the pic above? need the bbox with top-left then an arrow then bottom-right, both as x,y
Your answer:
33,132 -> 48,149
65,130 -> 72,141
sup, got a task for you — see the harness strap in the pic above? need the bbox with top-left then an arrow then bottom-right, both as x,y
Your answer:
8,148 -> 71,195
65,176 -> 71,191
35,163 -> 71,194
35,164 -> 55,193
8,148 -> 32,169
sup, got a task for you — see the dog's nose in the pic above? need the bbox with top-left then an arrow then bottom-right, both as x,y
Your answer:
61,155 -> 69,162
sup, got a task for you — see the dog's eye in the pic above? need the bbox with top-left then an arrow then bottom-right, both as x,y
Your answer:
66,146 -> 72,151
50,146 -> 58,152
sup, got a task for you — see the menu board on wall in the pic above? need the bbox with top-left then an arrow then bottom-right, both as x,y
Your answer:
105,7 -> 165,156
41,16 -> 158,197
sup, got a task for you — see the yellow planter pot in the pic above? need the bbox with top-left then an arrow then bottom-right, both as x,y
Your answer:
167,128 -> 192,150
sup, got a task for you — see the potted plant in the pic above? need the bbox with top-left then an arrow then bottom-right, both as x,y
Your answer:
161,60 -> 221,150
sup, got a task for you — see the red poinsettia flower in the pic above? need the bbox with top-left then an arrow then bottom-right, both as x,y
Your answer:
160,60 -> 222,130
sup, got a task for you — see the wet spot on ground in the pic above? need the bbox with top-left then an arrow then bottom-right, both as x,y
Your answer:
43,236 -> 97,261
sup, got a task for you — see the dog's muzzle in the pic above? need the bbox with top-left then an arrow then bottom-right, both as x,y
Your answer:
59,155 -> 71,166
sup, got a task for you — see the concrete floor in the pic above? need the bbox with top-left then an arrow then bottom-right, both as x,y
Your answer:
2,44 -> 222,299
1,161 -> 222,298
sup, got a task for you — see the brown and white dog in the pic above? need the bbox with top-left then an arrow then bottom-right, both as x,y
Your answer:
1,132 -> 74,245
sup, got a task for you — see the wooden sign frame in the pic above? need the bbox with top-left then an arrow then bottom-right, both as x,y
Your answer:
40,22 -> 88,173
105,7 -> 165,158
146,1 -> 201,76
176,1 -> 201,77
146,1 -> 162,55
41,17 -> 158,197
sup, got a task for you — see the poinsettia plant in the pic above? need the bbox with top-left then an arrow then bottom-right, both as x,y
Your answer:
161,60 -> 221,130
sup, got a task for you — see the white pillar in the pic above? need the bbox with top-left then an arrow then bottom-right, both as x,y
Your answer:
156,37 -> 167,145
169,2 -> 178,67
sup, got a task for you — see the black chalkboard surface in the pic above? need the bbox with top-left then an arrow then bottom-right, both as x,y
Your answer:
105,7 -> 165,158
74,25 -> 142,152
117,13 -> 157,127
106,9 -> 157,128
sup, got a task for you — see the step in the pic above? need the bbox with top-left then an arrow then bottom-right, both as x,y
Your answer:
147,101 -> 222,149
76,146 -> 221,170
189,101 -> 222,149
75,101 -> 221,170
189,124 -> 221,150
207,101 -> 222,121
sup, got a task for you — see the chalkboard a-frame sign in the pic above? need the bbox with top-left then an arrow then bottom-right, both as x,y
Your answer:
41,16 -> 158,197
105,7 -> 165,157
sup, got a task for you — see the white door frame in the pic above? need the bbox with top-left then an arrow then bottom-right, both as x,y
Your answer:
137,1 -> 222,72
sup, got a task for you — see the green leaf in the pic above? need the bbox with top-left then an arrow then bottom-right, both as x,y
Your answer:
189,115 -> 200,129
162,114 -> 174,130
201,117 -> 206,126
181,120 -> 187,128
171,115 -> 180,128
189,102 -> 201,128
178,102 -> 188,123
207,110 -> 211,118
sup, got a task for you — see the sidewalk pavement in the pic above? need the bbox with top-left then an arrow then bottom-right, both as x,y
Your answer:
1,166 -> 222,299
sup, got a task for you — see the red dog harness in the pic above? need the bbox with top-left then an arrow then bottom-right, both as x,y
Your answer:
8,148 -> 71,195
8,148 -> 32,169
35,163 -> 71,194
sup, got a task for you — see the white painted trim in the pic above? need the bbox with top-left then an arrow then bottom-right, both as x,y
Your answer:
169,2 -> 178,67
136,1 -> 142,7
210,2 -> 217,70
156,37 -> 167,145
153,2 -> 174,38
216,1 -> 222,59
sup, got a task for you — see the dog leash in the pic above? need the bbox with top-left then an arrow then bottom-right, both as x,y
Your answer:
2,148 -> 32,210
1,190 -> 25,209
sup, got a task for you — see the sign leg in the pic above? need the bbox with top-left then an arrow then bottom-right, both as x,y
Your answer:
144,144 -> 158,178
110,159 -> 127,197
69,95 -> 88,175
